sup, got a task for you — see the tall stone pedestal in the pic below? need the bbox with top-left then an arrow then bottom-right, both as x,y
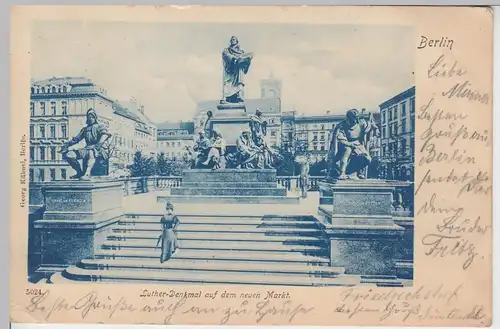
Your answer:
163,169 -> 299,204
33,179 -> 124,276
317,180 -> 404,276
208,102 -> 250,147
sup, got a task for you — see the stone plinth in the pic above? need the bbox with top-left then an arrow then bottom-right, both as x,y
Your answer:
215,102 -> 247,116
167,169 -> 299,204
317,179 -> 405,276
33,179 -> 124,275
206,102 -> 250,146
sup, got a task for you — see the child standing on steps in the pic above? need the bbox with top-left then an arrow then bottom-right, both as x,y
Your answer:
156,201 -> 180,263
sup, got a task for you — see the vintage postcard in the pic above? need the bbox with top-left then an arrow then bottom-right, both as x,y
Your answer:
10,5 -> 493,327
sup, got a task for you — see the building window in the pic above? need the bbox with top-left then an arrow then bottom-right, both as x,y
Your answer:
39,146 -> 45,161
40,102 -> 46,116
312,133 -> 318,141
410,115 -> 415,131
61,101 -> 68,115
50,125 -> 56,138
61,124 -> 67,138
166,142 -> 169,147
40,125 -> 45,138
51,86 -> 56,93
320,144 -> 325,151
30,102 -> 34,116
401,102 -> 407,117
410,97 -> 415,114
270,131 -> 276,137
50,146 -> 56,160
401,119 -> 407,134
389,108 -> 392,121
313,145 -> 318,151
401,138 -> 407,156
30,125 -> 34,139
51,102 -> 56,115
61,169 -> 66,179
382,111 -> 386,124
320,133 -> 325,141
393,106 -> 398,119
29,146 -> 34,161
29,169 -> 34,182
50,168 -> 56,181
38,169 -> 45,182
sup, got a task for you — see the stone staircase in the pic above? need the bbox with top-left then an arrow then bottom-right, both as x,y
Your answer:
49,214 -> 362,286
50,213 -> 408,286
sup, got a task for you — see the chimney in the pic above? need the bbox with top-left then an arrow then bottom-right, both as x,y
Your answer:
140,105 -> 144,114
326,110 -> 331,115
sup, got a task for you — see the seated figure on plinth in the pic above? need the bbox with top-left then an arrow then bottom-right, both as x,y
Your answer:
205,130 -> 227,169
326,109 -> 379,180
254,136 -> 277,169
60,108 -> 112,180
226,130 -> 264,169
193,130 -> 212,168
193,129 -> 227,170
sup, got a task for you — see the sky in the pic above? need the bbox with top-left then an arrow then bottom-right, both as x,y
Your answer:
31,21 -> 414,123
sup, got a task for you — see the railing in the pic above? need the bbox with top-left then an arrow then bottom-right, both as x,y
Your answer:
277,176 -> 324,191
155,176 -> 182,189
29,176 -> 414,216
117,175 -> 326,196
113,176 -> 182,196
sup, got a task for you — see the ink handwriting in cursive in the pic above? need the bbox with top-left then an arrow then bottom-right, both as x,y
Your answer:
25,291 -> 314,325
334,285 -> 487,323
25,291 -> 136,321
427,54 -> 467,78
414,169 -> 490,197
421,234 -> 478,269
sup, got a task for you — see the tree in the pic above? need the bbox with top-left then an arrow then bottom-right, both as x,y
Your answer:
156,152 -> 169,176
166,158 -> 190,176
129,151 -> 157,177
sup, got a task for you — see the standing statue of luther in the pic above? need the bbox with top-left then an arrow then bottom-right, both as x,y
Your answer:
221,36 -> 253,104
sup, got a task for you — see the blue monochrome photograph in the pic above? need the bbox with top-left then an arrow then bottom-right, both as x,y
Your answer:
27,21 -> 415,287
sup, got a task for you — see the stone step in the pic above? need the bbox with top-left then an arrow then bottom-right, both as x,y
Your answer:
182,169 -> 277,183
124,214 -> 317,222
158,195 -> 300,204
107,232 -> 325,245
60,266 -> 360,286
79,258 -> 345,277
112,224 -> 322,236
100,240 -> 326,254
182,181 -> 277,188
95,249 -> 330,265
117,218 -> 319,228
171,187 -> 287,197
359,275 -> 405,287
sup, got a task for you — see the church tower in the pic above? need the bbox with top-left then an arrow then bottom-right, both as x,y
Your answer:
260,73 -> 282,99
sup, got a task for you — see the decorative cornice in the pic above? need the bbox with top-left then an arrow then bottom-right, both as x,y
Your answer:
379,86 -> 416,109
31,92 -> 114,103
